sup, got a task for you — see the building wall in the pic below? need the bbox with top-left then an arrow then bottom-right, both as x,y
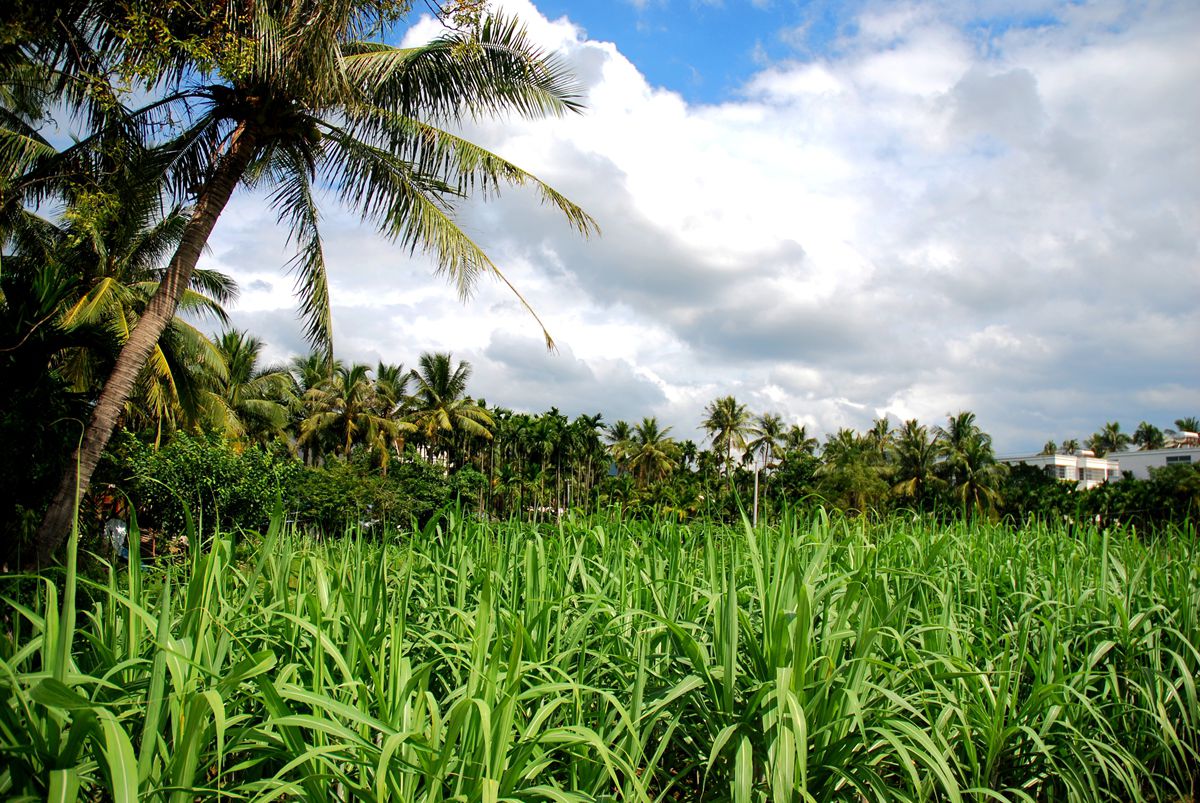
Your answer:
1113,447 -> 1200,480
999,453 -> 1120,490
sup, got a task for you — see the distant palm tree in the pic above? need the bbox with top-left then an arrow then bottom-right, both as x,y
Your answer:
627,417 -> 679,487
701,395 -> 752,477
406,352 -> 492,467
606,420 -> 635,474
952,437 -> 1007,519
936,411 -> 988,487
817,428 -> 888,513
1087,421 -> 1131,457
203,329 -> 293,445
1132,421 -> 1165,451
300,364 -> 399,462
1175,417 -> 1200,433
892,420 -> 944,505
746,412 -> 786,468
1041,440 -> 1058,456
933,412 -> 1005,518
373,362 -> 410,418
866,417 -> 894,461
782,424 -> 819,456
1061,438 -> 1080,455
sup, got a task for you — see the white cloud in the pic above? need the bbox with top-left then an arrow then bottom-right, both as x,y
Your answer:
203,0 -> 1200,453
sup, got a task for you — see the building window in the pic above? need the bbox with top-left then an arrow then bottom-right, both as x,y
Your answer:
1165,455 -> 1192,465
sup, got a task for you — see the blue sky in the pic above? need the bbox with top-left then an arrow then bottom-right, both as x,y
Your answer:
535,1 -> 832,103
210,0 -> 1200,453
534,1 -> 1068,104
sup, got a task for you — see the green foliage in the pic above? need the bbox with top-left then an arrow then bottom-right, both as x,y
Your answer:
1,514 -> 1197,800
109,431 -> 300,535
288,451 -> 455,532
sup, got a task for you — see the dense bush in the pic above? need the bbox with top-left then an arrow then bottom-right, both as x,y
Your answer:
105,431 -> 301,536
288,451 -> 479,533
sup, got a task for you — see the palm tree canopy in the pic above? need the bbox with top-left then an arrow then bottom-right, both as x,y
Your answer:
1087,421 -> 1131,457
627,417 -> 678,487
406,351 -> 493,445
701,395 -> 751,472
67,4 -> 597,352
746,412 -> 785,466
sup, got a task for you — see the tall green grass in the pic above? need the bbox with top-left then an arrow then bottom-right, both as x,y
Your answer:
1,509 -> 1196,800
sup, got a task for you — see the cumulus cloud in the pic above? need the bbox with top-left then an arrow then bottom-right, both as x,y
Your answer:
201,0 -> 1200,453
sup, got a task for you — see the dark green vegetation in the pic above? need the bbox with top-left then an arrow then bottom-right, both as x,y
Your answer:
2,513 -> 1197,800
1,0 -> 595,561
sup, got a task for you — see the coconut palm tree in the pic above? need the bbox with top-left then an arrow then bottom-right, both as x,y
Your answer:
406,352 -> 492,467
4,152 -> 235,446
1087,421 -> 1131,457
891,419 -> 944,507
626,417 -> 679,488
34,3 -> 597,560
866,416 -> 894,461
701,395 -> 752,477
817,428 -> 888,514
1174,417 -> 1200,433
746,412 -> 786,468
606,420 -> 635,474
782,424 -> 819,457
201,329 -> 294,445
949,435 -> 1007,519
1133,421 -> 1165,451
300,362 -> 399,462
936,411 -> 989,487
1040,440 -> 1058,456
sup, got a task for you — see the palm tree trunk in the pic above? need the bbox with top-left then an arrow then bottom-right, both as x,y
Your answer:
32,124 -> 259,565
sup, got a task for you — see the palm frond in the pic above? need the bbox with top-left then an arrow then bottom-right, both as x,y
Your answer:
343,14 -> 585,122
267,144 -> 334,353
320,128 -> 555,348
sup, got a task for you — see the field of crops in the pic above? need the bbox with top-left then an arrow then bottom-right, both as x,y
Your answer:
2,511 -> 1197,801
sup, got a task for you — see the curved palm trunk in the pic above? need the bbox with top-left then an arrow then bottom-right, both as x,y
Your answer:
32,125 -> 258,565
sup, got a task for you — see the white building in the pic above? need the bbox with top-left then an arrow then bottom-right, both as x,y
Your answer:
999,451 -> 1120,490
1111,446 -> 1200,480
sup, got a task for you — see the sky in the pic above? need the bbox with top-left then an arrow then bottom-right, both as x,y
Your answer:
204,0 -> 1200,455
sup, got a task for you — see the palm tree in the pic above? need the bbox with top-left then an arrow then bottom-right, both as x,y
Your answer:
746,412 -> 786,468
4,152 -> 235,446
949,435 -> 1007,519
1061,438 -> 1081,455
1174,417 -> 1200,433
1087,421 -> 1131,457
288,351 -> 340,464
606,420 -> 635,474
866,417 -> 894,461
701,395 -> 752,477
936,411 -> 989,487
406,352 -> 492,467
202,329 -> 293,445
817,428 -> 888,513
626,417 -> 679,488
1041,440 -> 1058,456
300,363 -> 399,463
782,424 -> 819,457
1132,421 -> 1165,451
891,419 -> 944,507
34,4 -> 597,560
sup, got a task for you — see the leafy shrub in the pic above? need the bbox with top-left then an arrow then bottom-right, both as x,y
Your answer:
288,451 -> 454,533
109,431 -> 300,536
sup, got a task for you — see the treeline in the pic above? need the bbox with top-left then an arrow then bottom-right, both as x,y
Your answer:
8,322 -> 1195,553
